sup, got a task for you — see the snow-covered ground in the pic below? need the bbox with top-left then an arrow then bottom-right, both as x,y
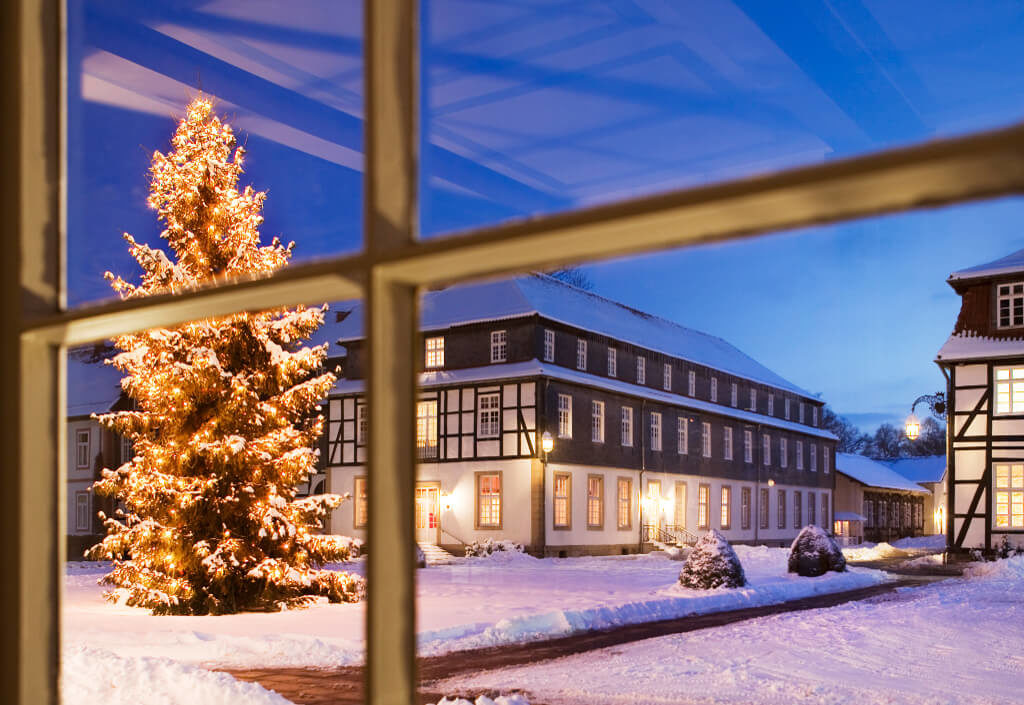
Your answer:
843,534 -> 947,562
434,556 -> 1024,705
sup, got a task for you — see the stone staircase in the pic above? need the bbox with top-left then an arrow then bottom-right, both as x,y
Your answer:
418,542 -> 458,566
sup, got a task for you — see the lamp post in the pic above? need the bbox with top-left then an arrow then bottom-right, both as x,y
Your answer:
905,393 -> 946,440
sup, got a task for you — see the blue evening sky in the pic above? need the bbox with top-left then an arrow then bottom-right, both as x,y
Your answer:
67,1 -> 1024,430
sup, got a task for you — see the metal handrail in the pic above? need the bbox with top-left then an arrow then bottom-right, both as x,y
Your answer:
439,526 -> 470,549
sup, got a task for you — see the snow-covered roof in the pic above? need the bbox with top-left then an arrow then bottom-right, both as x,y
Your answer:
67,356 -> 123,417
330,275 -> 817,398
948,247 -> 1024,283
935,331 -> 1024,363
835,511 -> 867,522
836,453 -> 930,493
332,360 -> 837,440
882,456 -> 946,485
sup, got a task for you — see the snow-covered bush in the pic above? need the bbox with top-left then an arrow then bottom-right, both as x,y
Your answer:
788,525 -> 847,577
465,538 -> 523,558
678,530 -> 747,589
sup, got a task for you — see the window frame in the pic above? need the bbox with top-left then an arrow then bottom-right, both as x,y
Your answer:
794,490 -> 803,529
543,328 -> 555,362
354,476 -> 370,529
763,433 -> 771,466
759,487 -> 770,530
650,411 -> 662,451
636,355 -> 645,385
475,471 -> 503,530
490,329 -> 508,363
997,282 -> 1024,329
592,400 -> 605,443
688,370 -> 695,396
743,429 -> 753,464
723,426 -> 733,460
74,429 -> 90,469
995,366 -> 1024,415
720,485 -> 732,530
678,417 -> 688,455
607,346 -> 617,377
994,462 -> 1024,528
741,486 -> 751,531
617,477 -> 633,530
621,406 -> 634,447
587,474 -> 604,529
702,421 -> 712,458
778,489 -> 787,529
415,398 -> 439,458
710,377 -> 718,402
74,492 -> 90,532
698,484 -> 711,530
663,362 -> 672,391
553,471 -> 572,529
558,393 -> 573,439
577,338 -> 587,370
425,335 -> 444,369
477,392 -> 501,439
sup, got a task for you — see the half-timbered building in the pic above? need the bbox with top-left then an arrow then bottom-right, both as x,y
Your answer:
937,248 -> 1024,551
321,275 -> 837,556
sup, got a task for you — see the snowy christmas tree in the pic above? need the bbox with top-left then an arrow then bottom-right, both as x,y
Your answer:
88,97 -> 364,614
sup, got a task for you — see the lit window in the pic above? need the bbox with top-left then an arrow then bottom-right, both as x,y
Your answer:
723,427 -> 733,460
710,377 -> 718,402
768,394 -> 775,416
741,487 -> 751,530
808,491 -> 816,525
721,486 -> 732,529
698,484 -> 710,529
994,463 -> 1024,528
730,382 -> 737,407
750,389 -> 757,411
678,417 -> 688,455
416,400 -> 438,458
490,330 -> 508,363
607,347 -> 617,377
688,370 -> 695,396
794,490 -> 802,528
478,393 -> 500,438
997,282 -> 1024,328
810,444 -> 817,472
587,475 -> 603,528
477,473 -> 502,528
796,440 -> 804,470
778,489 -> 786,529
577,338 -> 587,370
354,477 -> 368,528
592,400 -> 605,443
543,329 -> 555,362
558,394 -> 573,438
780,437 -> 788,468
554,473 -> 571,528
75,492 -> 90,532
356,404 -> 367,446
617,478 -> 632,529
75,429 -> 90,469
759,488 -> 769,530
743,429 -> 753,463
995,367 -> 1024,414
621,407 -> 633,447
663,363 -> 672,391
702,422 -> 712,458
425,336 -> 444,369
650,412 -> 662,451
636,356 -> 646,385
763,434 -> 771,466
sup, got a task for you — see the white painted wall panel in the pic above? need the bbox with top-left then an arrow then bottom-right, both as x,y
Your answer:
956,364 -> 988,387
954,449 -> 986,480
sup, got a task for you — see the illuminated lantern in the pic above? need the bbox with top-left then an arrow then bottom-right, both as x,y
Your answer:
541,431 -> 554,454
905,414 -> 921,440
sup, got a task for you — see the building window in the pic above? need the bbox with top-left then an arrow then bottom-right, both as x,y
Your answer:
353,477 -> 369,528
794,490 -> 802,528
636,356 -> 646,385
478,392 -> 500,439
621,406 -> 634,447
822,494 -> 829,529
808,491 -> 816,525
75,492 -> 90,532
763,434 -> 771,466
592,400 -> 605,443
553,472 -> 571,529
587,475 -> 604,528
650,412 -> 662,451
702,422 -> 712,458
997,282 -> 1024,328
543,329 -> 555,362
663,362 -> 672,391
490,330 -> 508,363
741,487 -> 751,530
743,429 -> 753,463
995,367 -> 1024,414
824,449 -> 831,474
749,388 -> 757,411
778,489 -> 787,529
723,427 -> 733,460
416,400 -> 439,459
878,499 -> 888,528
720,485 -> 732,529
688,370 -> 696,396
780,437 -> 788,468
810,444 -> 817,472
799,402 -> 806,424
678,417 -> 688,455
558,394 -> 573,438
796,440 -> 804,470
995,463 -> 1024,528
607,347 -> 617,377
812,406 -> 819,427
577,338 -> 587,370
759,488 -> 769,530
425,336 -> 444,369
785,398 -> 791,420
768,394 -> 775,417
730,382 -> 738,407
710,377 -> 718,402
120,434 -> 133,464
617,478 -> 632,529
357,404 -> 368,446
75,429 -> 90,469
477,473 -> 502,528
698,484 -> 710,529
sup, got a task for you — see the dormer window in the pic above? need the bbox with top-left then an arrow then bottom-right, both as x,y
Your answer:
998,282 -> 1024,328
490,330 -> 507,363
425,336 -> 444,369
607,347 -> 617,377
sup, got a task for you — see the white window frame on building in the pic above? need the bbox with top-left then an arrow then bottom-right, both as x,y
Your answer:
587,475 -> 604,529
702,422 -> 712,458
12,9 -> 1020,698
543,328 -> 555,362
812,406 -> 818,426
997,282 -> 1024,328
553,472 -> 571,529
558,394 -> 573,439
416,399 -> 438,458
760,487 -> 769,530
720,485 -> 732,529
778,489 -> 787,529
781,437 -> 789,468
650,412 -> 662,451
995,366 -> 1024,414
749,388 -> 756,411
425,336 -> 444,369
741,487 -> 751,530
810,444 -> 817,472
592,400 -> 605,443
763,433 -> 771,466
636,355 -> 645,385
730,382 -> 738,407
74,492 -> 90,532
607,346 -> 617,377
617,478 -> 632,530
75,429 -> 90,469
711,377 -> 718,402
723,426 -> 733,460
356,403 -> 368,447
663,362 -> 672,391
688,370 -> 695,396
678,417 -> 688,455
768,393 -> 774,416
743,429 -> 753,463
577,338 -> 588,370
490,330 -> 508,363
796,440 -> 804,470
799,402 -> 806,424
823,449 -> 831,474
698,484 -> 711,530
785,398 -> 791,420
621,406 -> 634,447
477,392 -> 500,439
477,473 -> 502,529
994,463 -> 1024,528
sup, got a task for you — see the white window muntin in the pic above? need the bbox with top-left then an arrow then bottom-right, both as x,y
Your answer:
702,422 -> 712,458
650,412 -> 662,451
592,400 -> 605,443
75,429 -> 90,469
785,398 -> 791,420
723,426 -> 733,460
796,440 -> 804,470
744,429 -> 753,463
768,393 -> 774,416
357,403 -> 368,446
477,392 -> 500,439
994,463 -> 1024,528
677,417 -> 688,455
998,282 -> 1024,328
607,347 -> 617,377
762,433 -> 771,466
730,382 -> 737,407
416,399 -> 439,457
490,330 -> 508,363
425,336 -> 444,369
749,388 -> 756,411
995,367 -> 1024,414
75,492 -> 90,532
780,437 -> 788,468
558,394 -> 573,438
810,444 -> 817,472
687,370 -> 695,396
577,338 -> 587,370
621,406 -> 634,447
663,363 -> 671,391
543,328 -> 555,362
636,356 -> 645,385
710,377 -> 718,402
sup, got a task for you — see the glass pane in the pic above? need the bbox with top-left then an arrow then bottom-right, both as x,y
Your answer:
67,0 -> 363,307
422,1 -> 1024,237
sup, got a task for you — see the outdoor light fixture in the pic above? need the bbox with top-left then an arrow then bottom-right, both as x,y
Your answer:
906,392 -> 945,439
905,415 -> 921,441
541,431 -> 554,455
767,478 -> 775,487
441,493 -> 454,512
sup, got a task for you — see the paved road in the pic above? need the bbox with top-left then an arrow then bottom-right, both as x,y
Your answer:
225,576 -> 937,705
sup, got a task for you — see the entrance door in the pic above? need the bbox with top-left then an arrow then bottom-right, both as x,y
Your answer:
647,480 -> 662,540
415,484 -> 440,544
674,481 -> 687,530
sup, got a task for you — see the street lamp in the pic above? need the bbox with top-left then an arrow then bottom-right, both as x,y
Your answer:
905,392 -> 945,440
905,415 -> 921,441
541,431 -> 554,457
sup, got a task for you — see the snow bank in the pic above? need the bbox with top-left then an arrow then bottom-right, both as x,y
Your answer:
63,646 -> 291,705
428,696 -> 529,705
891,534 -> 946,551
963,555 -> 1024,580
843,542 -> 908,561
